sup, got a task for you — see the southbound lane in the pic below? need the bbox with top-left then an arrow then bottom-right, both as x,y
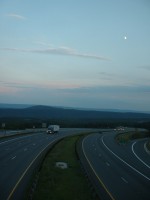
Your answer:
0,128 -> 89,200
80,132 -> 150,200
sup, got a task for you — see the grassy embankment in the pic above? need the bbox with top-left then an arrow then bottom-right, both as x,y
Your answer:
115,129 -> 150,144
146,140 -> 150,151
32,134 -> 94,200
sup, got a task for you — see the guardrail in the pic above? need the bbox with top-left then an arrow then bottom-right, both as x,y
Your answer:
0,128 -> 46,138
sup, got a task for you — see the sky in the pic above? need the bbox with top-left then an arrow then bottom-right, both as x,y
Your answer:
0,0 -> 150,112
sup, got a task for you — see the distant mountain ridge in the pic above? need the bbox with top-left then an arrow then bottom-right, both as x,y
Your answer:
0,103 -> 33,109
0,105 -> 150,120
0,103 -> 149,114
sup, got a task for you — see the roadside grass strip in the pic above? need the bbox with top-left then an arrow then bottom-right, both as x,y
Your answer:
115,131 -> 150,144
32,135 -> 93,200
146,140 -> 150,152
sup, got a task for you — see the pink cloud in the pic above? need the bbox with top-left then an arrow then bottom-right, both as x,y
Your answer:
0,86 -> 21,94
0,80 -> 82,92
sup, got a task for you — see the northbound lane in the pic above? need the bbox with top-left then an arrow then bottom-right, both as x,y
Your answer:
79,132 -> 150,200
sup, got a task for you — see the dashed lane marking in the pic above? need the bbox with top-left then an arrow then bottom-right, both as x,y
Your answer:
121,177 -> 128,184
11,156 -> 16,160
102,136 -> 150,181
82,136 -> 115,200
7,137 -> 63,200
106,162 -> 110,166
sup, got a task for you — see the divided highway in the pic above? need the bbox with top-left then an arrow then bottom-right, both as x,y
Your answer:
79,132 -> 150,200
0,128 -> 89,200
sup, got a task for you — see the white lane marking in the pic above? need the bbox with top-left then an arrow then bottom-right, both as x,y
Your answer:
0,133 -> 43,145
7,136 -> 64,200
121,177 -> 128,184
144,142 -> 150,155
11,156 -> 16,160
101,136 -> 150,181
82,136 -> 115,200
106,162 -> 110,166
132,142 -> 150,169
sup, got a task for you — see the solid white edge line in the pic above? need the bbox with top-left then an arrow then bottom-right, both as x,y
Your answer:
101,136 -> 150,181
132,142 -> 150,169
7,137 -> 62,200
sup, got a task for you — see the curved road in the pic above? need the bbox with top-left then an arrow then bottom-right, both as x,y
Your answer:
0,128 -> 89,200
79,132 -> 150,200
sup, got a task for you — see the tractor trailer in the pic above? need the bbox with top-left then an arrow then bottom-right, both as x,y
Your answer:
47,125 -> 60,134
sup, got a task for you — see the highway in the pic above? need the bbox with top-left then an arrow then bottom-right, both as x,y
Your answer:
79,132 -> 150,200
0,128 -> 90,200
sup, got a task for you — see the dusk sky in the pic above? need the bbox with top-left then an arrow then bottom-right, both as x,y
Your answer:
0,0 -> 150,111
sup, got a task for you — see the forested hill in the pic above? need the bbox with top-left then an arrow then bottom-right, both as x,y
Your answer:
0,105 -> 150,120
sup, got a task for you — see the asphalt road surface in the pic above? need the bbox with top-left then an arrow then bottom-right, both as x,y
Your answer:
0,128 -> 91,200
80,132 -> 150,200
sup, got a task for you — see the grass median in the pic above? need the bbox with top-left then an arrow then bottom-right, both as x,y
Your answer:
32,135 -> 93,200
115,130 -> 150,144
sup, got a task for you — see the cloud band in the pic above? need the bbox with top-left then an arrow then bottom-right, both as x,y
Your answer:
0,47 -> 110,61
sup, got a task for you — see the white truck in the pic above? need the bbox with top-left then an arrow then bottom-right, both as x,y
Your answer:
46,125 -> 60,134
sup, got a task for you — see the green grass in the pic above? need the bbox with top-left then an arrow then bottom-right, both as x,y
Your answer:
116,130 -> 149,144
32,135 -> 93,200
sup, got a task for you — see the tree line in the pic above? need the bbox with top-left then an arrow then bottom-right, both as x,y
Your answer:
0,117 -> 150,131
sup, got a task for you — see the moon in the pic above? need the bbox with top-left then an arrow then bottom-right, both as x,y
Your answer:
124,36 -> 127,40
